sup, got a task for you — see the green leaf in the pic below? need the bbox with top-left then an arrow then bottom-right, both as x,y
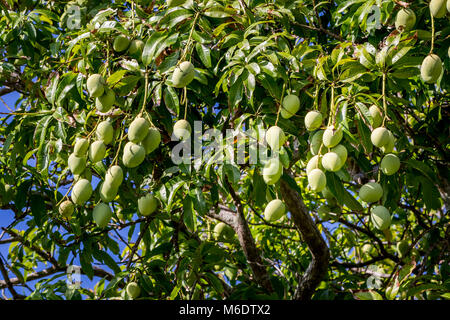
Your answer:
357,115 -> 373,153
192,187 -> 207,216
405,159 -> 436,181
354,290 -> 383,300
252,171 -> 267,207
228,76 -> 243,107
97,250 -> 121,274
326,172 -> 363,211
142,31 -> 166,67
339,65 -> 367,82
204,272 -> 224,294
30,194 -> 46,227
195,43 -> 212,68
80,250 -> 94,280
183,196 -> 195,232
107,70 -> 128,86
163,86 -> 180,115
167,181 -> 186,213
419,176 -> 441,210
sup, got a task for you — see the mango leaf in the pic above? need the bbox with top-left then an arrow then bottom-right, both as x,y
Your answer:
326,172 -> 363,211
419,176 -> 441,210
196,43 -> 212,68
356,115 -> 373,153
167,181 -> 186,212
142,31 -> 166,66
354,290 -> 383,300
183,196 -> 195,232
30,194 -> 46,227
163,86 -> 180,115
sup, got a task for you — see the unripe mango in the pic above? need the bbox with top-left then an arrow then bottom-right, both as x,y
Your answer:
359,182 -> 383,203
74,138 -> 89,157
74,168 -> 92,183
265,126 -> 286,150
58,200 -> 74,219
126,282 -> 141,299
214,222 -> 234,241
306,155 -> 322,175
141,127 -> 161,154
92,202 -> 112,228
281,94 -> 300,119
396,240 -> 409,258
369,105 -> 383,128
420,54 -> 442,84
395,9 -> 416,32
323,126 -> 343,148
128,117 -> 150,143
321,152 -> 342,172
264,199 -> 286,222
113,35 -> 131,52
310,130 -> 324,155
172,61 -> 195,88
87,74 -> 105,98
99,181 -> 118,203
430,0 -> 446,18
95,88 -> 115,113
381,153 -> 400,175
138,193 -> 158,216
122,142 -> 146,168
304,111 -> 323,131
173,119 -> 191,140
128,39 -> 144,56
308,168 -> 326,192
448,0 -> 450,12
68,153 -> 87,175
370,205 -> 391,230
262,158 -> 283,185
371,127 -> 390,148
361,243 -> 376,256
96,120 -> 114,145
105,165 -> 124,188
71,179 -> 92,205
89,140 -> 106,163
331,144 -> 347,164
380,130 -> 395,153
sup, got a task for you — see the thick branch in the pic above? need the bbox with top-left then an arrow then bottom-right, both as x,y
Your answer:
221,179 -> 274,293
280,178 -> 330,300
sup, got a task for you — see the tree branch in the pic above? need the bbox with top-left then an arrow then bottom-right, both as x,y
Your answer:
0,265 -> 116,290
0,257 -> 25,299
220,179 -> 274,293
280,177 -> 330,300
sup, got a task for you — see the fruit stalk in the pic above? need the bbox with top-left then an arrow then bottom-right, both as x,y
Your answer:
430,7 -> 435,54
112,118 -> 127,165
327,84 -> 336,127
138,70 -> 149,116
382,72 -> 387,127
275,82 -> 286,126
183,87 -> 188,120
180,11 -> 201,63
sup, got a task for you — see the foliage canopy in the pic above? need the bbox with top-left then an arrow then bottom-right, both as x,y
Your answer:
0,0 -> 449,300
